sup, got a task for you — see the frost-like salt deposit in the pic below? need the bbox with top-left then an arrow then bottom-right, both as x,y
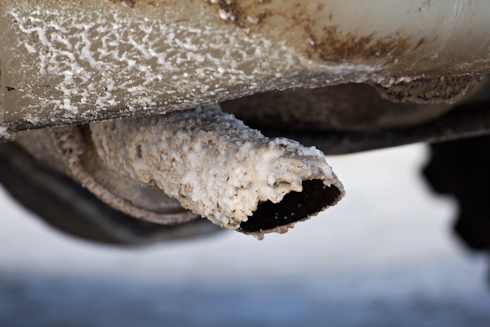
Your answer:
90,106 -> 344,235
0,125 -> 15,142
2,1 -> 376,129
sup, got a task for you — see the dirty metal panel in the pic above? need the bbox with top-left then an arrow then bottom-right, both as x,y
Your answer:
1,0 -> 490,138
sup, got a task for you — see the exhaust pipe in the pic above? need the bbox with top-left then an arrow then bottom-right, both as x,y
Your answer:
90,106 -> 344,238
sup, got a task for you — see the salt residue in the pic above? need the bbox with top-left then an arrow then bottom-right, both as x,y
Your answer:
4,2 -> 377,128
0,125 -> 15,142
89,106 -> 344,233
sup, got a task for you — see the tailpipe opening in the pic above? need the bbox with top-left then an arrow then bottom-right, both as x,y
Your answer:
239,180 -> 342,234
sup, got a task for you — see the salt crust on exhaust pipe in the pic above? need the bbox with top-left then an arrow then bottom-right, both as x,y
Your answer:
90,106 -> 344,238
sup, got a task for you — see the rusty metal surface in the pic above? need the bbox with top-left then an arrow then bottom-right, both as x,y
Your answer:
205,0 -> 490,76
1,0 -> 490,137
220,83 -> 455,131
373,76 -> 482,105
263,102 -> 490,155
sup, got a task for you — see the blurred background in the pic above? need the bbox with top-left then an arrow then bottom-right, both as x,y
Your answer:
1,144 -> 489,327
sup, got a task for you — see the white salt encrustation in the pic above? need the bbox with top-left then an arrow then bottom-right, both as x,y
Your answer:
90,106 -> 344,238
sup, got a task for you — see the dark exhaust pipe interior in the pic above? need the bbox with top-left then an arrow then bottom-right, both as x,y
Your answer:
239,180 -> 342,233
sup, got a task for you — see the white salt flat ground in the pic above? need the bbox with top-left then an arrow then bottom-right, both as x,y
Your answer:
0,144 -> 489,327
